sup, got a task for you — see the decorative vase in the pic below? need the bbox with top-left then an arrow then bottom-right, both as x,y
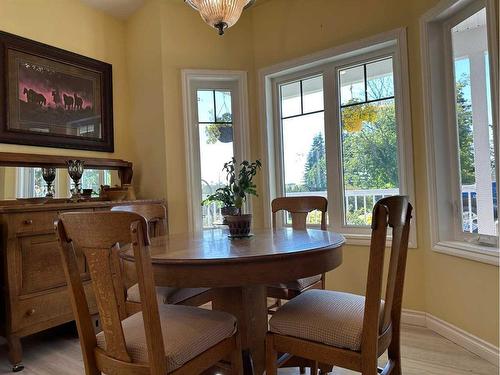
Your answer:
67,160 -> 85,201
225,214 -> 252,237
41,167 -> 56,198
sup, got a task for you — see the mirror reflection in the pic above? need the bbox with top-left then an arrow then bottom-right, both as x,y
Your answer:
0,167 -> 119,199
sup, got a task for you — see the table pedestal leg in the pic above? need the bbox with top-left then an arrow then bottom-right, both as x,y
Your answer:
212,286 -> 267,375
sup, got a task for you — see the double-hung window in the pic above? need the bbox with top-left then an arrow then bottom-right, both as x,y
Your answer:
197,88 -> 236,228
279,75 -> 327,225
182,71 -> 250,232
265,31 -> 415,245
421,0 -> 498,263
338,58 -> 399,227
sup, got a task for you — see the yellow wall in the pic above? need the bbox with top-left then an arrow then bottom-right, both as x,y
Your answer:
0,0 -> 133,162
126,1 -> 167,200
0,167 -> 15,199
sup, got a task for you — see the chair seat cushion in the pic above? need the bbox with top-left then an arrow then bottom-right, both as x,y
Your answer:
127,284 -> 210,305
269,289 -> 383,351
270,274 -> 322,291
96,304 -> 236,372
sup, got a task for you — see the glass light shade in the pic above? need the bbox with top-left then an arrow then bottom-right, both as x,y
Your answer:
186,0 -> 253,35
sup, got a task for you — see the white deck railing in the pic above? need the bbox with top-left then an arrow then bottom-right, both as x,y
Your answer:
202,187 -> 400,228
461,184 -> 477,233
203,185 -> 482,230
287,189 -> 400,218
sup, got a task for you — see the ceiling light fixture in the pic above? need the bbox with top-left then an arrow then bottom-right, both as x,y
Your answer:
185,0 -> 255,36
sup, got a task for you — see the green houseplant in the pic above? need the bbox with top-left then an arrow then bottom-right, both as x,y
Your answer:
203,158 -> 261,237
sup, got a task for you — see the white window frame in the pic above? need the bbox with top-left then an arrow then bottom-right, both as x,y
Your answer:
420,0 -> 499,265
182,70 -> 251,233
259,28 -> 416,247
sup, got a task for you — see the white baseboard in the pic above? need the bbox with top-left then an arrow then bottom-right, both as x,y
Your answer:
401,309 -> 426,327
401,309 -> 499,366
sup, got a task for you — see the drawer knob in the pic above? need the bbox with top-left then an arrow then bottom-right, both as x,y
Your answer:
23,219 -> 33,225
26,308 -> 36,316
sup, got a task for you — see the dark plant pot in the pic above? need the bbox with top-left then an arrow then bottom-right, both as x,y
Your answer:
221,206 -> 239,216
218,125 -> 233,143
221,206 -> 239,225
225,214 -> 252,237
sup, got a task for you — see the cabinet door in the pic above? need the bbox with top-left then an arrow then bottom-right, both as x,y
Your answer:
18,233 -> 86,296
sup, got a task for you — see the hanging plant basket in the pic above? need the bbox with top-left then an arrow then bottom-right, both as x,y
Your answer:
218,124 -> 233,143
206,124 -> 233,144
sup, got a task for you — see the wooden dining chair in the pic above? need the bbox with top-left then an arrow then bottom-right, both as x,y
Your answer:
266,196 -> 412,375
111,203 -> 168,238
56,211 -> 243,375
111,203 -> 213,313
268,196 -> 328,313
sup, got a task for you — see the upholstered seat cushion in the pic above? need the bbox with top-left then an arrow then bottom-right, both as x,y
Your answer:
272,274 -> 322,291
269,289 -> 384,351
127,284 -> 209,305
96,304 -> 236,372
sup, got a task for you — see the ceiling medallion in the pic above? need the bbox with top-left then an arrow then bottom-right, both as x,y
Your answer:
185,0 -> 255,35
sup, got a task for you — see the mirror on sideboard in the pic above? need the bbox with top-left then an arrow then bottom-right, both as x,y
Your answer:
0,166 -> 120,200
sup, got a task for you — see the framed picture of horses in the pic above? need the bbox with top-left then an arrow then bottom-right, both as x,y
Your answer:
0,31 -> 113,152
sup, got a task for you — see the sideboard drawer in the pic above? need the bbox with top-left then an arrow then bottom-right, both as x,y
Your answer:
10,211 -> 59,235
11,283 -> 97,333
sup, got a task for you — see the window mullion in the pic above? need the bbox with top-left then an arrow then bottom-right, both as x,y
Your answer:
300,80 -> 304,115
363,64 -> 368,102
324,66 -> 343,231
212,90 -> 217,122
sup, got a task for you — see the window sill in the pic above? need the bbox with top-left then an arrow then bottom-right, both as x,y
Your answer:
433,241 -> 499,266
342,233 -> 417,249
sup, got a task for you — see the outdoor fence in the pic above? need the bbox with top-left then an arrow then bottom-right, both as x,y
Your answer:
202,185 -> 484,231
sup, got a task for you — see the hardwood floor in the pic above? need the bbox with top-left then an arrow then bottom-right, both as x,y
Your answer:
0,323 -> 497,375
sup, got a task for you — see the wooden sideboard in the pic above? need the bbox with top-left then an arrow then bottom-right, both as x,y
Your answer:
0,199 -> 163,371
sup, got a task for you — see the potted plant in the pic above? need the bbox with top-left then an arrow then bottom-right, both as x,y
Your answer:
203,157 -> 261,237
203,185 -> 239,218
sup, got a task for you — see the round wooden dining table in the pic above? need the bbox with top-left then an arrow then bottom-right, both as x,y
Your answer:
120,228 -> 344,375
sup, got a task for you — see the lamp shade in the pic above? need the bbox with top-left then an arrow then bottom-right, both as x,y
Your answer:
185,0 -> 254,35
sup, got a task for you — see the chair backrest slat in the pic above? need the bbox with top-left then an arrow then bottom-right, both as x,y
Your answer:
56,221 -> 100,375
112,204 -> 168,237
130,221 -> 167,374
361,196 -> 412,353
272,196 -> 328,230
84,246 -> 131,362
57,211 -> 161,370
